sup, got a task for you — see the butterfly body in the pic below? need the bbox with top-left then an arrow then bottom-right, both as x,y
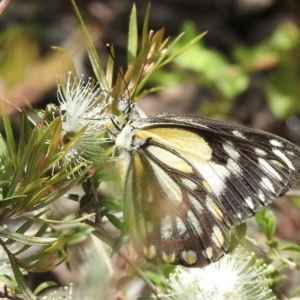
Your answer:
114,103 -> 300,267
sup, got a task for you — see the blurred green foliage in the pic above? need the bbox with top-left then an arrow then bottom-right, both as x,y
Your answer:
149,21 -> 300,121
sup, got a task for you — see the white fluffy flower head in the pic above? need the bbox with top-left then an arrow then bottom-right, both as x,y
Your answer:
56,73 -> 110,167
165,247 -> 276,300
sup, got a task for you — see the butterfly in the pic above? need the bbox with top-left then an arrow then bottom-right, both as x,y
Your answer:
112,98 -> 300,268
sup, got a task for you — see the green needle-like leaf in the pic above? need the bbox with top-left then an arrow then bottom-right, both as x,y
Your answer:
128,4 -> 138,65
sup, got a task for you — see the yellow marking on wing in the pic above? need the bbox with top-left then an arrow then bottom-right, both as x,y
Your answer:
146,128 -> 212,160
206,196 -> 224,221
202,180 -> 213,193
182,250 -> 197,265
122,169 -> 137,235
135,128 -> 212,162
162,252 -> 176,264
116,152 -> 131,188
204,247 -> 213,259
148,145 -> 193,173
212,226 -> 224,248
134,153 -> 144,201
143,245 -> 156,259
121,158 -> 146,241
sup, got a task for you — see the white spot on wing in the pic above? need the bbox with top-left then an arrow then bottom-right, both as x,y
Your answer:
182,250 -> 197,265
232,130 -> 246,139
171,117 -> 209,128
258,158 -> 282,180
212,225 -> 224,248
195,162 -> 231,197
258,189 -> 266,202
180,144 -> 233,199
226,158 -> 243,177
255,148 -> 267,156
147,192 -> 154,203
261,177 -> 275,194
176,217 -> 187,236
286,150 -> 294,156
223,143 -> 240,160
161,215 -> 173,239
182,178 -> 198,190
187,211 -> 202,234
203,247 -> 213,259
270,139 -> 283,147
273,149 -> 295,170
149,160 -> 182,205
245,196 -> 254,210
147,222 -> 154,233
188,194 -> 204,213
149,244 -> 156,257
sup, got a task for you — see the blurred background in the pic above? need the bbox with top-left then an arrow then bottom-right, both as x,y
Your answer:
1,0 -> 300,298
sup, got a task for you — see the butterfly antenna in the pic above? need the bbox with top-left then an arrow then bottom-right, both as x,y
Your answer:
106,31 -> 153,117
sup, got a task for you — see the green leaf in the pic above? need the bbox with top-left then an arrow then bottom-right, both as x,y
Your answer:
20,237 -> 70,268
111,236 -> 124,257
93,168 -> 117,186
0,195 -> 26,209
265,213 -> 276,240
269,23 -> 300,51
281,244 -> 300,252
255,208 -> 276,240
5,210 -> 48,245
0,273 -> 12,282
1,105 -> 16,169
100,200 -> 122,212
82,179 -> 92,194
0,132 -> 10,168
51,46 -> 78,77
80,194 -> 93,209
0,228 -> 57,246
128,4 -> 138,65
141,3 -> 151,47
23,213 -> 95,225
38,174 -> 85,208
34,281 -> 58,296
66,193 -> 81,202
13,221 -> 49,256
144,270 -> 165,286
228,223 -> 247,252
71,0 -> 109,91
92,230 -> 113,247
67,232 -> 89,246
106,213 -> 124,230
8,254 -> 36,300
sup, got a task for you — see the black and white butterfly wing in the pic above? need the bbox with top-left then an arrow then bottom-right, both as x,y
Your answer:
115,113 -> 300,267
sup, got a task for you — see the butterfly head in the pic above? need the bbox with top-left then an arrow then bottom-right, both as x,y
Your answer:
117,95 -> 147,122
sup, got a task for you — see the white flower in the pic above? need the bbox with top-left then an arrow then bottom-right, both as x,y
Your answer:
56,73 -> 110,167
42,283 -> 86,300
164,247 -> 276,300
